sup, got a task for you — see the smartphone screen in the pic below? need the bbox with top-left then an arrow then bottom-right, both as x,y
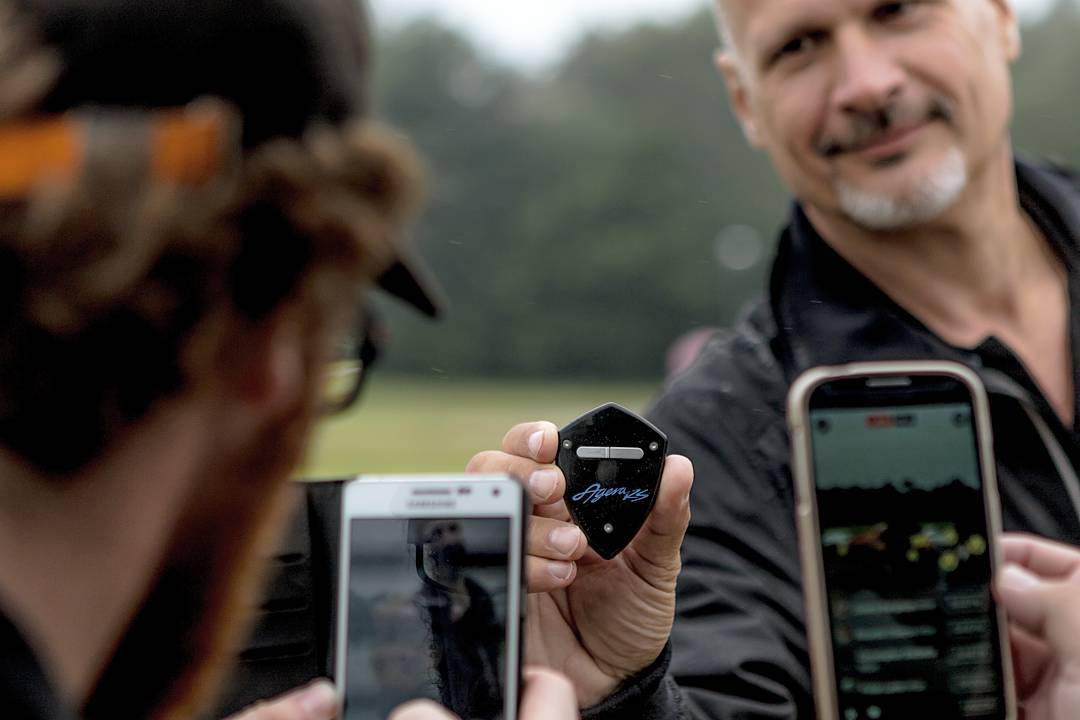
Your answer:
342,516 -> 512,720
808,380 -> 1007,720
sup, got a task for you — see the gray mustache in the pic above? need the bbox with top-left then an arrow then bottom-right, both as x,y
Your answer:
817,97 -> 953,157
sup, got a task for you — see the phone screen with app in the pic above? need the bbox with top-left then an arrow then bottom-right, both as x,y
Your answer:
809,397 -> 1007,720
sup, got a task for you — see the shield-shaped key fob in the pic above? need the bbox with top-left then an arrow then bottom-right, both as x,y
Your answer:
556,403 -> 667,560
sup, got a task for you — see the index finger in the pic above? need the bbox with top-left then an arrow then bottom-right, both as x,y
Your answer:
1000,533 -> 1080,580
502,421 -> 560,464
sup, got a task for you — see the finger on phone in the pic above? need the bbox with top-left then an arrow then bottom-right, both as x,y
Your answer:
527,555 -> 577,593
996,563 -> 1080,666
227,679 -> 337,720
529,516 -> 587,562
388,699 -> 458,720
502,422 -> 559,464
520,667 -> 580,720
1000,533 -> 1080,580
627,454 -> 693,577
1007,623 -> 1052,701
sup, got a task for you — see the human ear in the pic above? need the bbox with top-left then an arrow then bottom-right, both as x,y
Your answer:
987,0 -> 1021,61
231,305 -> 306,418
715,49 -> 763,147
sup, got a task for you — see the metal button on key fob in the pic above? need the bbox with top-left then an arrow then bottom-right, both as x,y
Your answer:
556,403 -> 667,559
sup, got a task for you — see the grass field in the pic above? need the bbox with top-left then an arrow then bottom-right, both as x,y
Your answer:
300,378 -> 658,478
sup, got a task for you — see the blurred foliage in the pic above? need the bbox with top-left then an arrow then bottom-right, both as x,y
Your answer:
369,2 -> 1080,381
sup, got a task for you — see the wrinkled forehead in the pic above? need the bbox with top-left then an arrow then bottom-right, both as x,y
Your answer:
714,0 -> 807,62
717,0 -> 1012,68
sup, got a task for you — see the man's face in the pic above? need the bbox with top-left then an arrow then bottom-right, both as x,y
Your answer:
421,520 -> 468,582
717,0 -> 1020,230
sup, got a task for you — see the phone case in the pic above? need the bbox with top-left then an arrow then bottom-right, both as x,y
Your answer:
335,474 -> 525,720
787,361 -> 1016,720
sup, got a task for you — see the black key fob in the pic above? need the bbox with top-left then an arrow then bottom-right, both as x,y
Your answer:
556,403 -> 667,560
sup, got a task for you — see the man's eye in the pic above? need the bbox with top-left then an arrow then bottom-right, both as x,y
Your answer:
873,1 -> 915,22
776,33 -> 823,61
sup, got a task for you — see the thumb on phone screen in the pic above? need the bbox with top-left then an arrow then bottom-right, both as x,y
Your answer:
519,668 -> 579,720
389,668 -> 579,720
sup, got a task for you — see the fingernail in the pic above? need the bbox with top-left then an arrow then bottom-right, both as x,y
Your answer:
528,430 -> 544,459
529,469 -> 558,501
298,680 -> 337,719
548,560 -> 574,581
549,526 -> 581,555
999,564 -> 1040,593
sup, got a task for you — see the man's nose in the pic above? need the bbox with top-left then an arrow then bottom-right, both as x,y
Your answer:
831,29 -> 904,114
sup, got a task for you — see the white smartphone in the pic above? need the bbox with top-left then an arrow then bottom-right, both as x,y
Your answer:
334,474 -> 525,720
788,361 -> 1015,720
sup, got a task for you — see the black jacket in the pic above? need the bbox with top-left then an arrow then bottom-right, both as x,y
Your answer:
213,481 -> 343,717
218,160 -> 1080,719
581,160 -> 1080,719
0,607 -> 75,720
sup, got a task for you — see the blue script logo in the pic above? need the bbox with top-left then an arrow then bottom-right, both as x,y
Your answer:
571,483 -> 651,504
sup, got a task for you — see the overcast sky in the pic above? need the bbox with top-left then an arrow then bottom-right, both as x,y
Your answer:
369,0 -> 1067,71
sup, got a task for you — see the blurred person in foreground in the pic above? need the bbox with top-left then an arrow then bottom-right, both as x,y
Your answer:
470,0 -> 1080,717
0,0 -> 577,718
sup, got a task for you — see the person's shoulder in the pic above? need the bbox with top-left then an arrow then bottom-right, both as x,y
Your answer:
649,298 -> 796,506
1018,156 -> 1080,197
0,607 -> 72,720
653,297 -> 783,410
649,297 -> 787,450
1039,157 -> 1080,185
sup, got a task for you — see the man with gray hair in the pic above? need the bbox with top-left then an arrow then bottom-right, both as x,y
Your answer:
477,0 -> 1080,717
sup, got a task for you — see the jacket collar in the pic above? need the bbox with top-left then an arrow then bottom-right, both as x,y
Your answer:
769,159 -> 1080,386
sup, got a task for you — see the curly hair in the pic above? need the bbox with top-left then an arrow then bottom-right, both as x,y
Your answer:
0,5 -> 423,474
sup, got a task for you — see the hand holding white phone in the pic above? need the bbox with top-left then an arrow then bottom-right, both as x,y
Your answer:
389,668 -> 579,720
335,475 -> 525,720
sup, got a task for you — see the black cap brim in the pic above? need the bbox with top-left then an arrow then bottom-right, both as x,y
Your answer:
376,253 -> 444,318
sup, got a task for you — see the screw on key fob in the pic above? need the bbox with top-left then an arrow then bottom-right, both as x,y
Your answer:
556,403 -> 667,560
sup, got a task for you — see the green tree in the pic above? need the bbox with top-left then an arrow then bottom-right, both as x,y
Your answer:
369,6 -> 1080,381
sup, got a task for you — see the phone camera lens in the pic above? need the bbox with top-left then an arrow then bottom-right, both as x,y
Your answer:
952,412 -> 969,427
492,488 -> 501,497
815,419 -> 831,433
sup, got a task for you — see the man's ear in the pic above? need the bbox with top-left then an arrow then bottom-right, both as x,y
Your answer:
715,49 -> 763,148
988,0 -> 1021,61
232,305 -> 307,419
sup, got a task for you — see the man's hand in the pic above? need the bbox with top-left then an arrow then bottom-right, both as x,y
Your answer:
996,534 -> 1080,720
225,679 -> 337,720
224,669 -> 578,720
390,668 -> 579,720
467,421 -> 694,707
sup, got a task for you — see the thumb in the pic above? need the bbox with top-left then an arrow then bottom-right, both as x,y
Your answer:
228,679 -> 338,720
997,564 -> 1080,662
388,700 -> 458,720
628,454 -> 693,576
519,668 -> 580,720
